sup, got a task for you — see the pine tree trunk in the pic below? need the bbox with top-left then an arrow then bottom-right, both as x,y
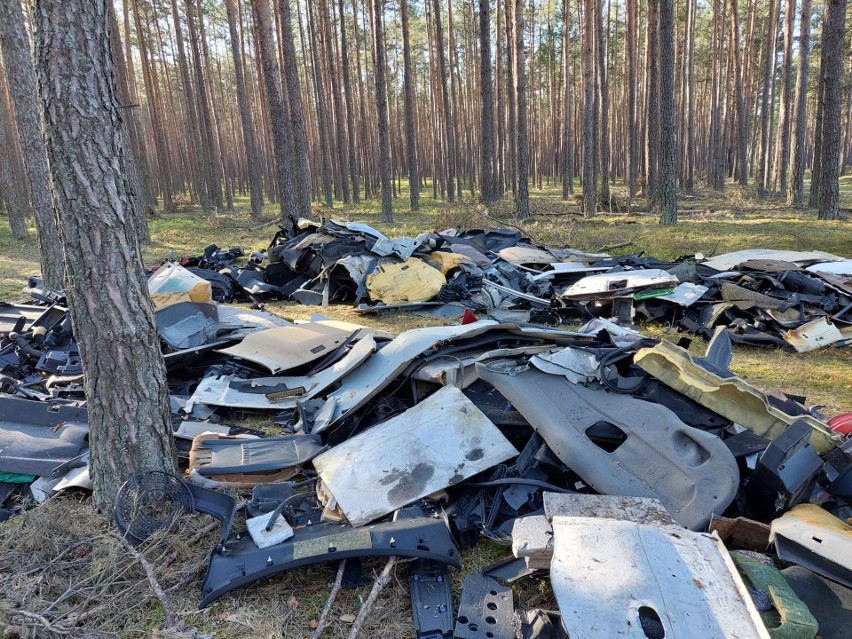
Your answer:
505,0 -> 517,195
479,0 -> 497,203
582,0 -> 596,216
729,0 -> 748,186
401,0 -> 420,210
514,0 -> 530,219
684,0 -> 695,193
0,66 -> 29,239
225,0 -> 264,217
646,0 -> 660,205
595,0 -> 610,203
787,0 -> 810,204
626,0 -> 637,197
320,0 -> 350,204
0,0 -> 64,285
658,0 -> 677,224
434,0 -> 456,202
251,0 -> 297,225
809,19 -> 827,208
773,0 -> 794,192
817,0 -> 846,220
373,0 -> 392,222
756,0 -> 777,197
339,0 -> 361,204
35,0 -> 177,511
562,0 -> 574,199
280,0 -> 313,218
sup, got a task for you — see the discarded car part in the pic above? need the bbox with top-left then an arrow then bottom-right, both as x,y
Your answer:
155,302 -> 230,350
313,385 -> 518,527
188,433 -> 322,487
827,463 -> 852,499
480,556 -> 539,582
560,269 -> 678,299
515,609 -> 568,639
549,513 -> 772,639
217,323 -> 354,374
770,504 -> 852,588
408,560 -> 454,639
184,335 -> 377,412
496,245 -> 557,265
655,282 -> 709,306
542,493 -> 678,525
782,565 -> 852,639
828,412 -> 852,435
511,515 -> 554,569
412,345 -> 552,389
745,420 -> 823,523
783,317 -> 845,352
633,340 -> 842,454
113,471 -> 195,544
530,347 -> 599,384
453,573 -> 514,639
477,363 -> 739,530
702,249 -> 844,272
147,262 -> 213,310
365,259 -> 445,305
731,551 -> 818,639
199,507 -> 460,607
0,396 -> 88,476
310,322 -> 500,432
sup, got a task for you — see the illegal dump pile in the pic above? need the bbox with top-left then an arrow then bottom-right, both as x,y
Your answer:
1,220 -> 851,638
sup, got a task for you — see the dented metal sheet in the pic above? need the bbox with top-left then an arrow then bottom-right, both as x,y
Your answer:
217,323 -> 353,374
185,335 -> 377,411
549,514 -> 772,639
476,362 -> 739,530
783,317 -> 845,353
634,340 -> 842,454
312,385 -> 518,527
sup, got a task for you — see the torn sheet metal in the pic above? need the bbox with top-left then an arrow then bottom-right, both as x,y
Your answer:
217,323 -> 354,374
702,249 -> 844,271
476,363 -> 739,530
770,504 -> 852,588
578,318 -> 646,346
312,385 -> 518,527
560,269 -> 678,299
783,317 -> 845,352
185,335 -> 377,412
365,259 -> 446,304
633,340 -> 842,454
311,322 -> 499,432
549,513 -> 772,639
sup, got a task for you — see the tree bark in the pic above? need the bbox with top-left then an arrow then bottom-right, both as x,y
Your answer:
729,0 -> 748,185
817,0 -> 846,220
339,0 -> 361,204
595,0 -> 609,203
809,15 -> 827,208
658,0 -> 677,224
250,0 -> 297,226
434,0 -> 456,202
514,0 -> 529,219
319,0 -> 350,204
225,0 -> 264,217
373,0 -> 392,222
280,0 -> 313,218
562,0 -> 574,199
0,0 -> 64,285
35,0 -> 177,511
479,0 -> 497,203
582,0 -> 596,216
773,0 -> 794,192
787,0 -> 810,205
625,0 -> 637,197
756,0 -> 777,197
0,65 -> 29,239
401,0 -> 420,210
646,0 -> 660,205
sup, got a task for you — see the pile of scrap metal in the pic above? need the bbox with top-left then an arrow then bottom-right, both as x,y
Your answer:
174,220 -> 852,351
2,261 -> 851,638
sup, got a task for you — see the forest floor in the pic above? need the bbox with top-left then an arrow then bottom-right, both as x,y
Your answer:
0,179 -> 851,638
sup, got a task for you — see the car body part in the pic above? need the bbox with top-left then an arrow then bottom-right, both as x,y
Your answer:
510,515 -> 554,569
187,433 -> 322,488
184,335 -> 376,413
217,323 -> 354,374
516,609 -> 568,639
702,250 -> 843,272
549,511 -> 771,639
770,504 -> 852,588
560,269 -> 678,299
453,573 -> 514,639
477,362 -> 738,530
731,551 -> 818,639
496,245 -> 557,265
709,515 -> 772,551
412,345 -> 552,390
147,262 -> 213,310
745,421 -> 823,523
783,317 -> 845,352
633,340 -> 841,454
782,566 -> 852,639
0,396 -> 88,476
365,259 -> 445,304
200,507 -> 460,607
480,556 -> 539,582
313,385 -> 518,527
529,347 -> 599,384
408,559 -> 453,639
